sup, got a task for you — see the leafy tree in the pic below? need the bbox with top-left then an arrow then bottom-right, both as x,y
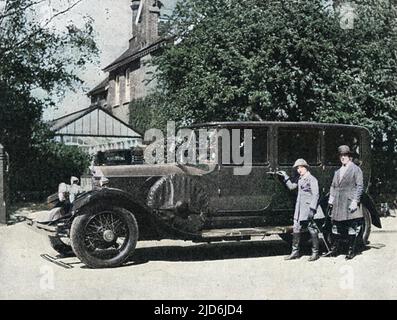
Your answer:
0,0 -> 97,200
11,126 -> 90,200
152,0 -> 397,200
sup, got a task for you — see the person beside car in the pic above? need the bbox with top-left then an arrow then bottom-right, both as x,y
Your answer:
278,159 -> 325,262
328,145 -> 364,260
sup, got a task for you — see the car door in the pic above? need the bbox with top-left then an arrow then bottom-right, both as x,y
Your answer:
272,126 -> 323,223
209,126 -> 276,228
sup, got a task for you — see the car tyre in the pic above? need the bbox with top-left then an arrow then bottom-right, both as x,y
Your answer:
70,204 -> 139,268
48,236 -> 74,257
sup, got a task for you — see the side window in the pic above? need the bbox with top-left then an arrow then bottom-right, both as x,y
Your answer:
194,128 -> 218,164
222,127 -> 268,165
115,75 -> 120,106
252,128 -> 268,165
278,128 -> 320,165
324,129 -> 361,165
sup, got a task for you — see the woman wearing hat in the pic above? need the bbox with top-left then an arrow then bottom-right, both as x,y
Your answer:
328,145 -> 364,260
278,159 -> 325,261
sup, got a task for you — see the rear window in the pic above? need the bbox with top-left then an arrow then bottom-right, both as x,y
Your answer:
324,129 -> 361,165
278,128 -> 320,165
95,150 -> 132,165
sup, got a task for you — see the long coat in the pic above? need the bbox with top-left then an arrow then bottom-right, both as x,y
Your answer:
286,172 -> 325,222
329,162 -> 364,221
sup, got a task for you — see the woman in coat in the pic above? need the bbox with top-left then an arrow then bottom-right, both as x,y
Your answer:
328,145 -> 364,260
278,159 -> 325,261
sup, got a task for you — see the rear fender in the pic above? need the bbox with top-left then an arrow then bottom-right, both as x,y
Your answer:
361,193 -> 382,228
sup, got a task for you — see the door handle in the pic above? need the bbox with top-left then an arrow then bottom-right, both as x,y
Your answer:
266,171 -> 277,179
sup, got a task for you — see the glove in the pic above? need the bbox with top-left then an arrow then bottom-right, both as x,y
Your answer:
349,200 -> 358,213
276,170 -> 289,181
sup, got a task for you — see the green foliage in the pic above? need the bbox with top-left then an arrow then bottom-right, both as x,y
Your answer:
154,0 -> 396,126
153,0 -> 397,200
129,94 -> 169,132
0,0 -> 98,201
11,127 -> 90,200
129,97 -> 155,134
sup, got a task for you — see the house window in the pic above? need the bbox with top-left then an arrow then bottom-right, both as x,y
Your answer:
115,75 -> 120,106
125,68 -> 131,102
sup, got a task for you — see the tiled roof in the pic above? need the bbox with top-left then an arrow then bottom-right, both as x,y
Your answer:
103,38 -> 168,72
49,106 -> 95,132
48,105 -> 143,137
87,77 -> 109,96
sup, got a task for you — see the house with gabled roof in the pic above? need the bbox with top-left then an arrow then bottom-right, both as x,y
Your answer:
88,0 -> 175,123
50,105 -> 142,154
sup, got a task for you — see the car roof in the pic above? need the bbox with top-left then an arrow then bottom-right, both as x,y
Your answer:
185,121 -> 369,131
97,149 -> 131,153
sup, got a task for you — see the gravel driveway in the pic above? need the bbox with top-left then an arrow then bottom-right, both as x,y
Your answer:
0,214 -> 396,300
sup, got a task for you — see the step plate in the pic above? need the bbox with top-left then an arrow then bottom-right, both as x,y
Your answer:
201,226 -> 291,239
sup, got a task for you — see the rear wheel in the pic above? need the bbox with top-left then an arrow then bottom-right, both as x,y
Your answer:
278,206 -> 372,247
70,205 -> 139,268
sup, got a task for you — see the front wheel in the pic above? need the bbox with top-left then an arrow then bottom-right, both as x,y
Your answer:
70,205 -> 139,268
48,236 -> 74,257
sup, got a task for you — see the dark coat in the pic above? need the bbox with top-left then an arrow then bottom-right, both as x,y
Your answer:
329,162 -> 364,221
286,172 -> 325,222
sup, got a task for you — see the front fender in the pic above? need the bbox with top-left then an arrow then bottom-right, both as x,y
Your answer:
71,187 -> 163,240
71,188 -> 148,216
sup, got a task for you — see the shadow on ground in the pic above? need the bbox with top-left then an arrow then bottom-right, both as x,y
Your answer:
53,238 -> 383,269
123,239 -> 294,267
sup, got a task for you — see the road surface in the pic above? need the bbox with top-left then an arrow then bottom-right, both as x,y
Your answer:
0,214 -> 396,299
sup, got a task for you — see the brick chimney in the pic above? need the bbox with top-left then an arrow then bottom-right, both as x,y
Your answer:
130,0 -> 161,49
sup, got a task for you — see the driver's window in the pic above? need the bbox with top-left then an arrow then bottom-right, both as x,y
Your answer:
196,129 -> 218,164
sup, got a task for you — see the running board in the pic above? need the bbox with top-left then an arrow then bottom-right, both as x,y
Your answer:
201,226 -> 291,239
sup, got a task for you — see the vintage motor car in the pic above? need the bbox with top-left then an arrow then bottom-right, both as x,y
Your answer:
32,122 -> 382,268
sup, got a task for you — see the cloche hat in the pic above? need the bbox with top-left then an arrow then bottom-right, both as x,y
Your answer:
293,158 -> 309,168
